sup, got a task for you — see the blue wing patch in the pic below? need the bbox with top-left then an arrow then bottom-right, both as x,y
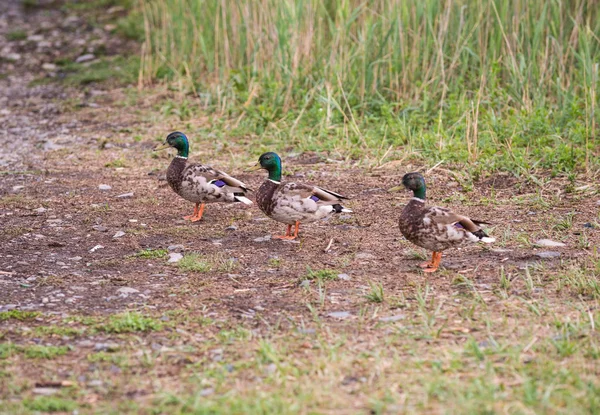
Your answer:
310,195 -> 319,202
212,180 -> 226,188
454,222 -> 464,229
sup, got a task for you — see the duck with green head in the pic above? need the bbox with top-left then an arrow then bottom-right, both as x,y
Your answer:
248,152 -> 352,240
155,132 -> 252,222
398,172 -> 494,272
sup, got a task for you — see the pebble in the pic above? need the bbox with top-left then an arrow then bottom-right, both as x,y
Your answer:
225,225 -> 237,231
355,252 -> 376,260
12,185 -> 24,192
253,235 -> 272,242
299,280 -> 311,288
113,231 -> 125,238
200,388 -> 214,397
42,63 -> 57,71
167,244 -> 185,252
76,53 -> 96,63
69,256 -> 82,261
5,53 -> 21,61
534,239 -> 566,248
89,245 -> 104,253
117,287 -> 139,294
32,387 -> 58,396
88,380 -> 104,387
337,273 -> 351,281
327,311 -> 351,319
98,184 -> 112,191
94,342 -> 119,352
92,225 -> 108,232
535,251 -> 561,259
0,304 -> 18,312
168,253 -> 183,263
379,314 -> 406,322
116,192 -> 134,198
34,207 -> 47,214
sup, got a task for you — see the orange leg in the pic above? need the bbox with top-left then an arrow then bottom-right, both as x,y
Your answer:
420,251 -> 437,268
183,203 -> 199,221
190,203 -> 205,222
274,224 -> 293,240
423,252 -> 442,273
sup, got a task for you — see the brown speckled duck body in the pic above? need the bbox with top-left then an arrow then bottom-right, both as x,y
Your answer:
251,152 -> 352,240
156,132 -> 252,222
398,172 -> 494,272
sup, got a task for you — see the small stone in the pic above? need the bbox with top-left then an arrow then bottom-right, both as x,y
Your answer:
379,314 -> 406,322
42,297 -> 49,304
94,342 -> 119,352
337,273 -> 351,281
253,235 -> 272,242
0,304 -> 18,312
117,287 -> 139,294
327,311 -> 351,319
69,256 -> 82,261
535,251 -> 561,259
168,253 -> 183,263
12,185 -> 24,192
98,184 -> 112,191
116,192 -> 134,198
92,225 -> 108,232
76,53 -> 96,63
42,63 -> 57,71
5,53 -> 21,62
167,244 -> 185,252
113,231 -> 125,238
356,252 -> 376,260
583,223 -> 595,229
89,245 -> 104,253
35,207 -> 47,214
225,225 -> 237,231
88,380 -> 104,387
200,388 -> 214,397
534,239 -> 566,248
33,387 -> 57,396
299,280 -> 311,288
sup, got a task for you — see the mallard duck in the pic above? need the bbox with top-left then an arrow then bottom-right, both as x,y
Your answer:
154,131 -> 252,221
247,152 -> 352,240
398,172 -> 494,272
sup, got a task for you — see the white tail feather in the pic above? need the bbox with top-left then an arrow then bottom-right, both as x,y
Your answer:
341,208 -> 353,213
234,196 -> 253,205
480,237 -> 495,243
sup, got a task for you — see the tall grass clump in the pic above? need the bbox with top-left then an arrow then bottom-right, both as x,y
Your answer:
139,0 -> 599,173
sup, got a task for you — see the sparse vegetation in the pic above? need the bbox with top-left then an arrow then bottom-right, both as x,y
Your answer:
133,248 -> 168,259
305,267 -> 339,281
100,312 -> 163,333
0,310 -> 40,321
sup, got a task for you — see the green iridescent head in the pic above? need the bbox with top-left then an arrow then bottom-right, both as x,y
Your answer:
249,152 -> 282,181
402,172 -> 426,199
155,131 -> 189,157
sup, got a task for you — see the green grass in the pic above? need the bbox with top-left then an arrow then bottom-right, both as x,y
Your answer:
100,311 -> 163,333
6,30 -> 27,41
177,253 -> 213,273
24,396 -> 78,413
21,345 -> 70,359
134,248 -> 168,259
0,310 -> 40,321
305,267 -> 339,281
136,0 -> 599,174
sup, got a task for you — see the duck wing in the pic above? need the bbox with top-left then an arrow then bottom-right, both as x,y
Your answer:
183,164 -> 251,193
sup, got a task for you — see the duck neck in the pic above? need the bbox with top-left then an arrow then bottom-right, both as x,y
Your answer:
175,140 -> 189,158
412,186 -> 426,200
267,164 -> 282,182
